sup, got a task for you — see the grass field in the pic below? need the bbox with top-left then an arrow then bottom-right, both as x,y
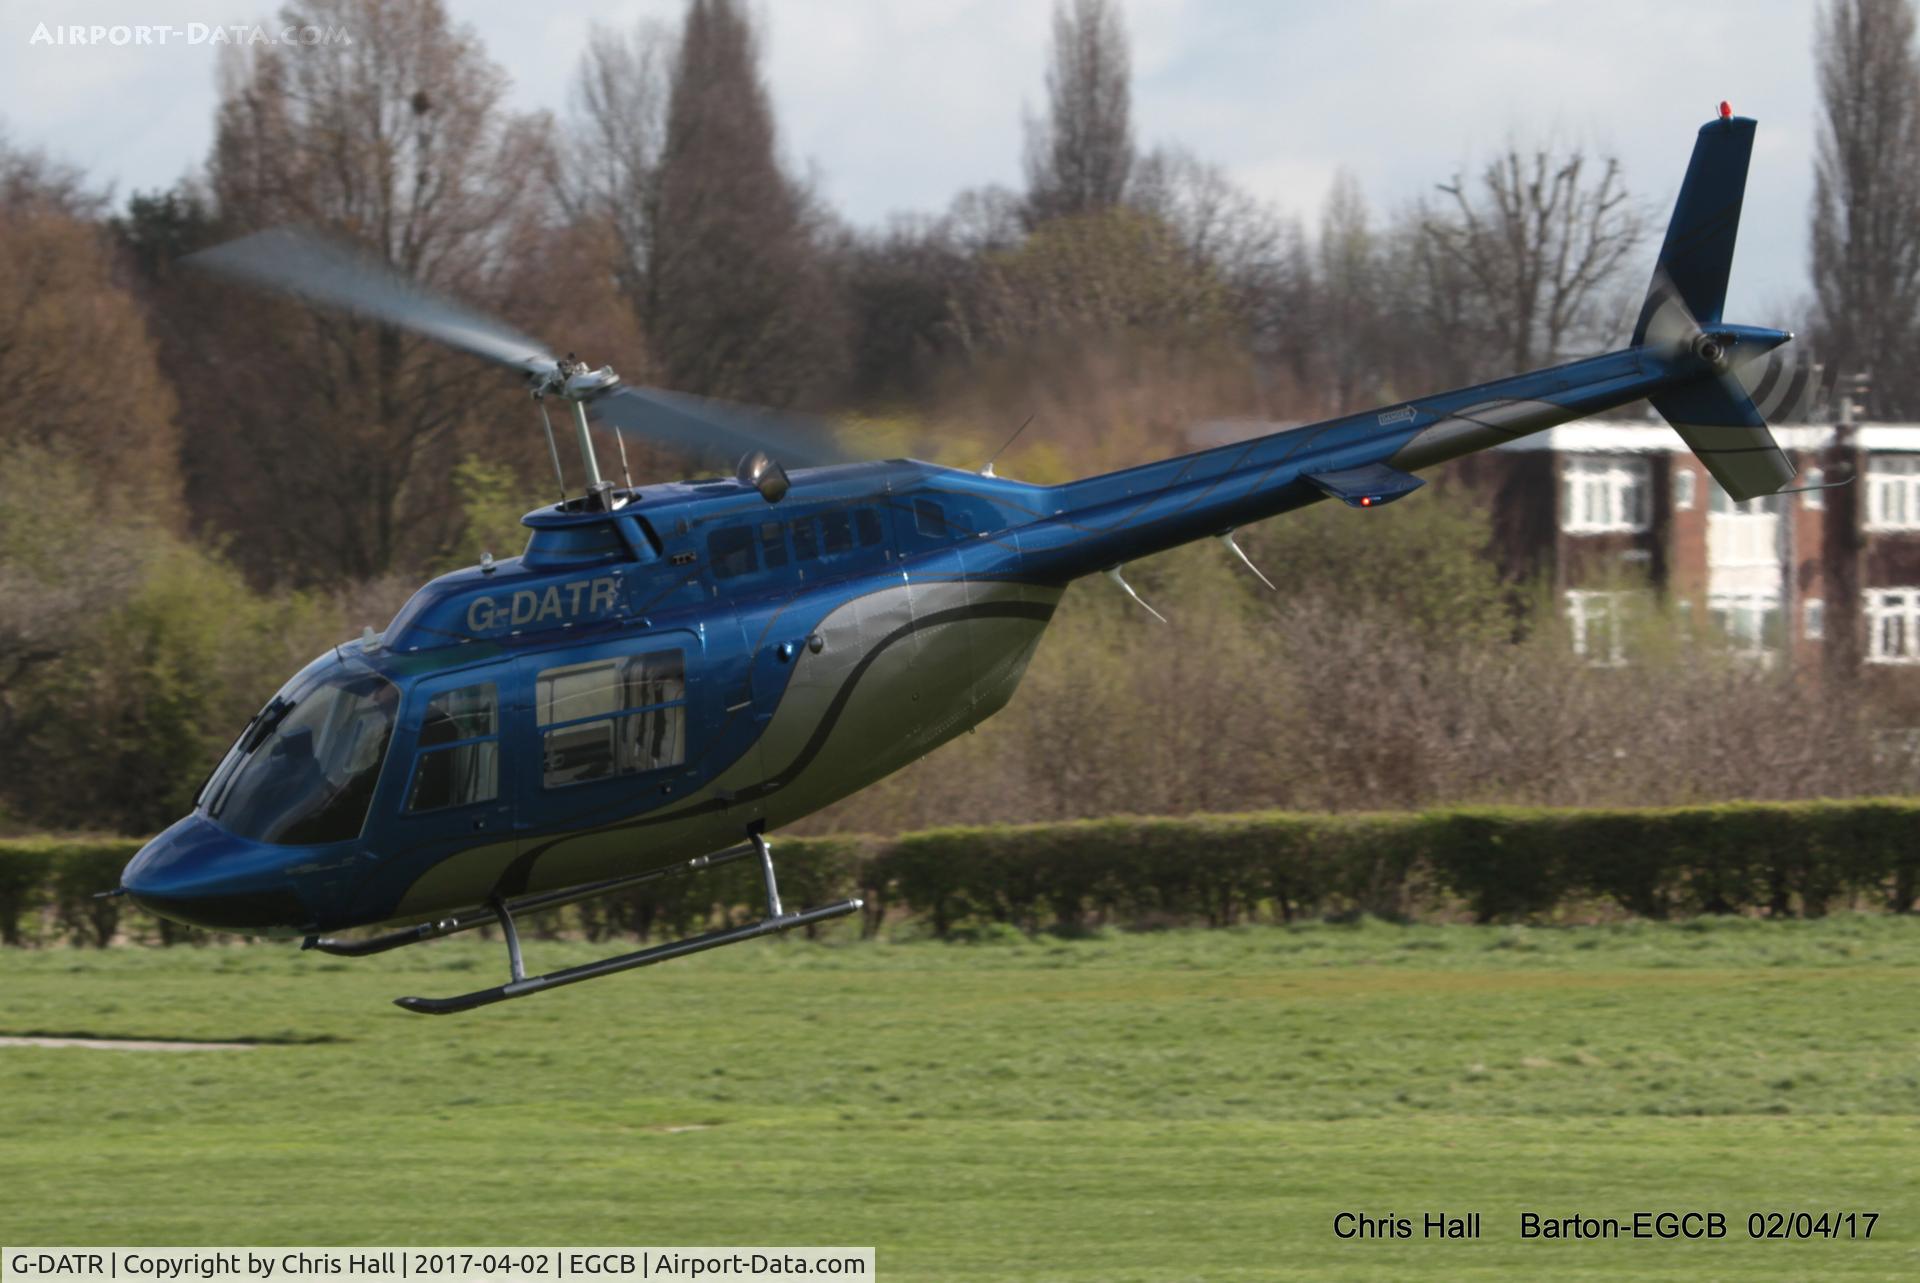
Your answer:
3,916 -> 1919,1280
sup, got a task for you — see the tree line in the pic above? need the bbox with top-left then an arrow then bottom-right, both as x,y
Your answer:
2,0 -> 1918,838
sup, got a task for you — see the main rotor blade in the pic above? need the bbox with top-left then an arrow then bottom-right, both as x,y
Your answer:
187,228 -> 558,377
584,385 -> 849,469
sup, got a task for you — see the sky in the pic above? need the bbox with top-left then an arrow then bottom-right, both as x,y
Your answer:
2,0 -> 1826,320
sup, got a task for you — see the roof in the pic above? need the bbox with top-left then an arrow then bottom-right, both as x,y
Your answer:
1494,421 -> 1920,454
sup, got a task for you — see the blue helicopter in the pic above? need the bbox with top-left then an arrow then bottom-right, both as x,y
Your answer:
120,108 -> 1820,1013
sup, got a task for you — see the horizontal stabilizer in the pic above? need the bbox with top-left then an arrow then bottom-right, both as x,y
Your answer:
1306,462 -> 1425,508
1649,379 -> 1794,502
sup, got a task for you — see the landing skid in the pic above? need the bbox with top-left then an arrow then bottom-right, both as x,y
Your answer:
303,832 -> 861,1015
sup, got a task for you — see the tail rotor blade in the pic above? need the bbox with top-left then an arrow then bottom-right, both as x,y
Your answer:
1639,269 -> 1703,354
1733,349 -> 1818,425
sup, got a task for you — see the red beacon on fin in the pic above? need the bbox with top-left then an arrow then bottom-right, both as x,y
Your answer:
1719,100 -> 1733,119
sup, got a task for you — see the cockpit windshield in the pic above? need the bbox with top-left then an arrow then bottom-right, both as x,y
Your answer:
200,664 -> 398,845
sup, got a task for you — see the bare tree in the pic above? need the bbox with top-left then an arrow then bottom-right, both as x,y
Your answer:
1024,0 -> 1135,225
1313,171 -> 1386,411
1811,0 -> 1920,415
0,124 -> 103,219
1129,144 -> 1286,290
840,215 -> 974,404
1419,142 -> 1647,374
0,132 -> 179,510
556,20 -> 677,339
170,0 -> 549,584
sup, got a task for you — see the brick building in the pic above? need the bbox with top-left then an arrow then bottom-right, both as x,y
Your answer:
1446,417 -> 1920,680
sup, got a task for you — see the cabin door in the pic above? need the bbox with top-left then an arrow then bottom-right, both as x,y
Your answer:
391,666 -> 516,851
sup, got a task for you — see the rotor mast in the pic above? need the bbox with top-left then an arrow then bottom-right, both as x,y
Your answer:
533,357 -> 622,505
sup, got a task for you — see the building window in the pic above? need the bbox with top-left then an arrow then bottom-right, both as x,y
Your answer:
1802,467 -> 1826,511
1709,482 -> 1785,515
1674,466 -> 1697,511
1707,591 -> 1781,662
407,683 -> 499,812
536,651 -> 687,787
1804,598 -> 1825,641
1866,455 -> 1920,530
1866,590 -> 1920,663
1565,590 -> 1630,666
1561,456 -> 1650,533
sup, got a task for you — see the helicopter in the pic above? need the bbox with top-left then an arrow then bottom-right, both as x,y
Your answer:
119,107 -> 1823,1013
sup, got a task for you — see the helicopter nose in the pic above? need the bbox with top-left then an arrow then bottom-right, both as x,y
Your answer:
122,815 -> 312,933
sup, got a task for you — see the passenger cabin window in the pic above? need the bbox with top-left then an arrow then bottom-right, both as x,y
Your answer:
775,507 -> 888,572
822,510 -> 854,554
708,526 -> 756,579
914,498 -> 971,539
760,521 -> 789,568
536,651 -> 687,788
407,683 -> 499,812
791,516 -> 820,561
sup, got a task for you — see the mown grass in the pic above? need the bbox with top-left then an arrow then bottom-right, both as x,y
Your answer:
2,916 -> 1919,1280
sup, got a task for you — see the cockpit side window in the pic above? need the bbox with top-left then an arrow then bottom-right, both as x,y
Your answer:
536,650 -> 687,788
406,683 -> 499,813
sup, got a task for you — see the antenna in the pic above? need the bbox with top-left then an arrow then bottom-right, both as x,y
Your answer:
611,411 -> 636,492
1106,566 -> 1168,623
981,414 -> 1035,478
1218,530 -> 1276,590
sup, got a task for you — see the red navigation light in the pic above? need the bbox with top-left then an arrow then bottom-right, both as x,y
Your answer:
1360,496 -> 1373,507
1719,100 -> 1733,120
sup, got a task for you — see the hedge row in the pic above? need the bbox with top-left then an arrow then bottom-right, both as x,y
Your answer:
0,836 -> 146,947
877,801 -> 1920,934
3,800 -> 1916,945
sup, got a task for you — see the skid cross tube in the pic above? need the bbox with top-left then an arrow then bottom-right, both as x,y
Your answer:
390,832 -> 862,1015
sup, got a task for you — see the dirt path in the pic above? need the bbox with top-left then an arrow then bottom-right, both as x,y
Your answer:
0,1035 -> 255,1051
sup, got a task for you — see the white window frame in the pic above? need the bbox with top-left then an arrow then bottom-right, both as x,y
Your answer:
1801,467 -> 1826,511
1565,590 -> 1630,667
1673,465 -> 1697,512
1866,456 -> 1920,531
1561,455 -> 1651,534
1707,590 -> 1781,664
1865,589 -> 1920,664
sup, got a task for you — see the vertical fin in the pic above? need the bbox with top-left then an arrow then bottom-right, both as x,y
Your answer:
1631,115 -> 1755,343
